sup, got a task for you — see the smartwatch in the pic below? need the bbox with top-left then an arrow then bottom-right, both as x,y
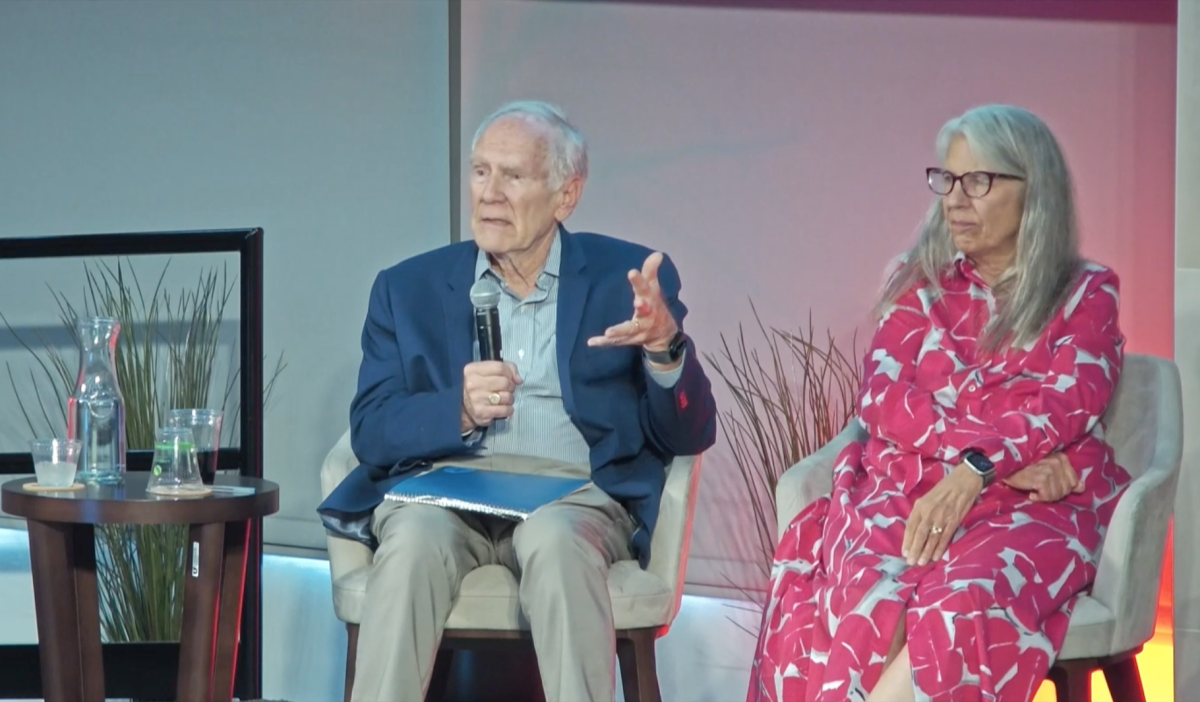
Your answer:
644,330 -> 688,365
962,450 -> 996,488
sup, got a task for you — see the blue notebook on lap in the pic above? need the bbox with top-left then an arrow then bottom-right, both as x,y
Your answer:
384,465 -> 591,521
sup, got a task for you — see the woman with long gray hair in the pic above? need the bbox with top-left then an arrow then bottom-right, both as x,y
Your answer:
747,105 -> 1129,702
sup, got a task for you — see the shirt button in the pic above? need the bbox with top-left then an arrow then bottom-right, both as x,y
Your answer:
968,383 -> 978,392
518,349 -> 526,359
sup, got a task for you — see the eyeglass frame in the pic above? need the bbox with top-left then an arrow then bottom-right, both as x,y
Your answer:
926,167 -> 1024,198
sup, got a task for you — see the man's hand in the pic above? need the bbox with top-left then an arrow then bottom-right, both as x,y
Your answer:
903,463 -> 984,566
461,361 -> 522,433
1003,452 -> 1083,502
587,252 -> 679,357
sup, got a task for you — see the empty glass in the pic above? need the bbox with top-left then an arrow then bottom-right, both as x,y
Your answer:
167,409 -> 223,484
146,427 -> 207,497
29,438 -> 82,488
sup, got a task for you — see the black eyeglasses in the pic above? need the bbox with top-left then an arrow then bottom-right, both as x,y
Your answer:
926,168 -> 1024,198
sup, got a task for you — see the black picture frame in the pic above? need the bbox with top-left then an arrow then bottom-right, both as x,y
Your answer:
0,228 -> 265,701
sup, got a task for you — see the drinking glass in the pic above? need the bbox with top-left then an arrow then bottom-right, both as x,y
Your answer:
146,426 -> 207,497
29,438 -> 82,488
167,409 -> 223,484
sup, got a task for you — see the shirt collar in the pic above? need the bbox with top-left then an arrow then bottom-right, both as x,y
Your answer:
952,251 -> 991,288
475,228 -> 562,283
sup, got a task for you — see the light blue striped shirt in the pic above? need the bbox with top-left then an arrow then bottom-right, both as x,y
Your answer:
469,232 -> 682,464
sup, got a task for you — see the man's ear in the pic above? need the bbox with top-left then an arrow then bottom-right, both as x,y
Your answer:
553,175 -> 585,222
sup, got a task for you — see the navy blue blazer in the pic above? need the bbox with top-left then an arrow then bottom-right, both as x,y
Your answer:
317,228 -> 718,566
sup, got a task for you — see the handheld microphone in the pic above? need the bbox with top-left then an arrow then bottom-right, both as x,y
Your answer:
469,278 -> 503,361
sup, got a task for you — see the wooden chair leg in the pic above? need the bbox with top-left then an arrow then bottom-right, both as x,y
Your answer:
616,628 -> 661,702
345,623 -> 360,702
1051,659 -> 1093,702
1102,656 -> 1146,702
426,647 -> 455,702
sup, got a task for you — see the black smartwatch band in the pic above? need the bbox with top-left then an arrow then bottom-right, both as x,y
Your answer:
644,330 -> 687,364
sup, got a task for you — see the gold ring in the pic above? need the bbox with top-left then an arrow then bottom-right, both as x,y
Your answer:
632,318 -> 642,330
488,392 -> 501,406
930,525 -> 945,535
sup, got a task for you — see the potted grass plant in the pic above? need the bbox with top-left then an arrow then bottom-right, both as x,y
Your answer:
702,303 -> 862,583
2,259 -> 284,645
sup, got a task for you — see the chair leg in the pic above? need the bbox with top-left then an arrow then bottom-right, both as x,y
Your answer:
1102,656 -> 1146,702
1051,659 -> 1093,702
616,628 -> 661,702
425,647 -> 455,702
345,623 -> 360,702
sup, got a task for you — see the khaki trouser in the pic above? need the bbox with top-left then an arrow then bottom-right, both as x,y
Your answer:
349,454 -> 635,702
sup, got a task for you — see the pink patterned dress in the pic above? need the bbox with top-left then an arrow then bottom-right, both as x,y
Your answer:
747,256 -> 1130,702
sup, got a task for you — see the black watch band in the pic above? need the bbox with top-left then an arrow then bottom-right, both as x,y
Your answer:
644,330 -> 687,364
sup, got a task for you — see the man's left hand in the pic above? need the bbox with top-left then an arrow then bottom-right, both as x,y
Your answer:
587,251 -> 679,354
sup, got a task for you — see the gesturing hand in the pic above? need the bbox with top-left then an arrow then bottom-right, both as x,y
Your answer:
461,361 -> 523,433
1003,452 -> 1083,502
903,464 -> 984,566
587,252 -> 679,354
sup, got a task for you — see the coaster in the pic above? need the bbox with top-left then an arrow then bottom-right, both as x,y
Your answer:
23,482 -> 86,492
146,486 -> 213,499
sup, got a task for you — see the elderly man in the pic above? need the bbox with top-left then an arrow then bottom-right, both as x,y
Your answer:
318,101 -> 717,702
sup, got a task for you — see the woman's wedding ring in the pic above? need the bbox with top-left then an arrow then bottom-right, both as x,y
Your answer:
930,525 -> 945,535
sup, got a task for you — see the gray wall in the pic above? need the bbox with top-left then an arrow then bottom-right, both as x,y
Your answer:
1175,0 -> 1199,696
0,1 -> 1180,603
0,0 -> 452,549
458,0 -> 1178,597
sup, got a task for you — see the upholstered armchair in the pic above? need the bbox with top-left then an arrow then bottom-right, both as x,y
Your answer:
774,353 -> 1183,702
320,429 -> 702,702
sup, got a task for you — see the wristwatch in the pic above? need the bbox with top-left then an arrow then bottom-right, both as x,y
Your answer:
962,450 -> 996,488
644,330 -> 688,365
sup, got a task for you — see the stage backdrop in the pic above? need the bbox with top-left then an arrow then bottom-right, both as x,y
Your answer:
0,0 -> 1178,626
458,0 -> 1177,598
0,0 -> 452,550
1174,0 -> 1199,697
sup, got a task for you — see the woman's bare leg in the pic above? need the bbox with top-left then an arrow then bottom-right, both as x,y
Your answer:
865,645 -> 916,702
883,614 -> 906,669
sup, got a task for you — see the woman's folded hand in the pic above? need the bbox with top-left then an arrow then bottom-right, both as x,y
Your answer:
903,464 -> 984,566
1002,453 -> 1083,502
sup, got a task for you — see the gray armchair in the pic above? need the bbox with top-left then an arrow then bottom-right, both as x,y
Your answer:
320,429 -> 702,702
774,353 -> 1183,702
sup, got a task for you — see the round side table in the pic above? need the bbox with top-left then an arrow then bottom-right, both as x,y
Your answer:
2,473 -> 279,702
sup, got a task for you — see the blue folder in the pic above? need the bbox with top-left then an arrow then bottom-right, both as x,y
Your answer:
384,465 -> 591,521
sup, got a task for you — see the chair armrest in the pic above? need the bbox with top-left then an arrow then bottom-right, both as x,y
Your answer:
320,428 -> 375,584
646,454 -> 701,626
1090,360 -> 1183,655
776,421 -> 865,540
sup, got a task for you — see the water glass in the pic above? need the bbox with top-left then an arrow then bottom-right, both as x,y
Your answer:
29,439 -> 82,488
168,409 -> 223,484
146,427 -> 207,497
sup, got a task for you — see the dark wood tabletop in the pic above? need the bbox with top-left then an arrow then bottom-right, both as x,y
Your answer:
2,473 -> 278,525
1,472 -> 279,702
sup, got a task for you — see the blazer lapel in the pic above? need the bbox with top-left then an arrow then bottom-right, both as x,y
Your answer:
557,227 -> 589,416
444,244 -> 479,380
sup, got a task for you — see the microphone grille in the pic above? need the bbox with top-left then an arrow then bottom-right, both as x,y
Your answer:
469,277 -> 502,310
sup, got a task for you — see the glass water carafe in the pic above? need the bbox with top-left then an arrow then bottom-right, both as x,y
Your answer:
67,316 -> 127,484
